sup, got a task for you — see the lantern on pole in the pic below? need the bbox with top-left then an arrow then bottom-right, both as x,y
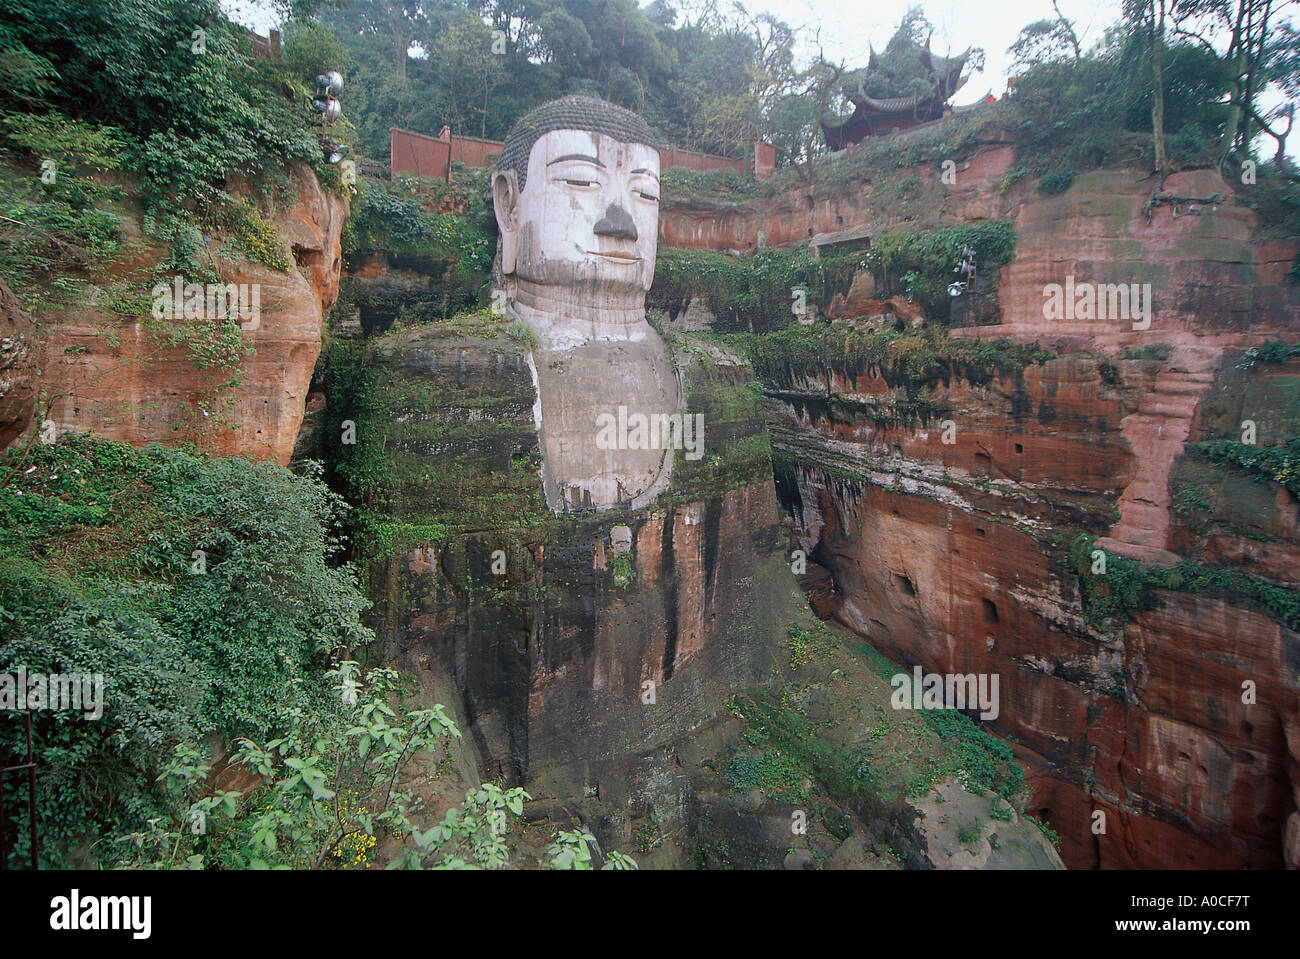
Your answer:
312,70 -> 345,162
949,244 -> 976,297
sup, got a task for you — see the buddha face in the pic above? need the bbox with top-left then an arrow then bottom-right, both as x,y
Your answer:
494,129 -> 660,299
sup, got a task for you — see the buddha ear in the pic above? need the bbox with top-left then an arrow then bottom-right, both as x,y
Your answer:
492,169 -> 519,275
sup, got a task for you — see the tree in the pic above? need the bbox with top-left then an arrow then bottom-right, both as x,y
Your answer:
115,663 -> 637,870
0,437 -> 375,867
1124,0 -> 1174,174
1052,0 -> 1084,60
339,0 -> 431,80
433,14 -> 506,137
1170,0 -> 1300,167
1008,11 -> 1082,69
1153,0 -> 1173,174
767,53 -> 843,183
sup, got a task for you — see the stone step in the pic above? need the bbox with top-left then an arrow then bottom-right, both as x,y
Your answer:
1153,378 -> 1214,395
1095,537 -> 1181,568
1139,394 -> 1202,418
1123,479 -> 1169,505
1115,500 -> 1170,529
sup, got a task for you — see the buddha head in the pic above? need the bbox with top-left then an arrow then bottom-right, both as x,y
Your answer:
492,96 -> 661,307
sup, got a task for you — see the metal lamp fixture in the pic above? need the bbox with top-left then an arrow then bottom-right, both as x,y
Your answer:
312,69 -> 345,163
950,244 -> 977,297
315,71 -> 343,97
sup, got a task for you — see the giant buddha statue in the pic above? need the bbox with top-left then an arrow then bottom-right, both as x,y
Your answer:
491,96 -> 681,512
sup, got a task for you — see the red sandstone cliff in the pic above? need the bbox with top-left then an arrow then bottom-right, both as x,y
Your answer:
0,279 -> 37,451
669,142 -> 1299,868
34,161 -> 347,466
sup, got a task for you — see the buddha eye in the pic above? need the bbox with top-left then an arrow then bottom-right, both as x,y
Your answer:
562,178 -> 594,187
635,190 -> 659,202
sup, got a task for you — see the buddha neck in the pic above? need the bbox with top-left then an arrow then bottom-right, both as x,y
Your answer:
509,277 -> 652,346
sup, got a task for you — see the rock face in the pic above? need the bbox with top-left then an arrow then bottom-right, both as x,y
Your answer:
731,157 -> 1300,869
37,161 -> 346,466
317,314 -> 793,850
957,168 -> 1296,565
0,279 -> 37,450
334,136 -> 1296,867
659,141 -> 1017,251
779,451 -> 1297,868
334,252 -> 459,336
318,301 -> 1063,868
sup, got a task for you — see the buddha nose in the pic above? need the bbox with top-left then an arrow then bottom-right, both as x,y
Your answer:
593,203 -> 637,241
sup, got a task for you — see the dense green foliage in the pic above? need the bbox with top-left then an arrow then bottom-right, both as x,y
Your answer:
0,0 -> 323,231
113,661 -> 634,869
0,437 -> 632,870
0,152 -> 123,309
1069,535 -> 1300,633
1195,438 -> 1300,496
1237,340 -> 1300,369
725,324 -> 1053,397
659,166 -> 753,195
863,221 -> 1016,316
652,221 -> 1015,333
1037,168 -> 1075,195
1009,27 -> 1228,173
0,436 -> 372,866
343,172 -> 496,311
320,0 -> 821,161
115,663 -> 463,869
651,244 -> 860,332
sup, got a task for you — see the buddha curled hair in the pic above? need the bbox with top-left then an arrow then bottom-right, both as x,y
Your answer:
495,95 -> 660,192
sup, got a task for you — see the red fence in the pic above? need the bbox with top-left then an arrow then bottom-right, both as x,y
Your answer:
390,128 -> 454,181
390,127 -> 775,181
439,127 -> 502,168
241,27 -> 282,61
660,145 -> 744,174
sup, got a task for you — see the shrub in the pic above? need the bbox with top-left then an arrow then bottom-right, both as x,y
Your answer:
1038,169 -> 1075,195
0,158 -> 123,305
227,199 -> 291,271
726,753 -> 761,791
859,221 -> 1017,316
921,708 -> 1023,800
611,553 -> 636,588
0,436 -> 373,866
1,0 -> 324,262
